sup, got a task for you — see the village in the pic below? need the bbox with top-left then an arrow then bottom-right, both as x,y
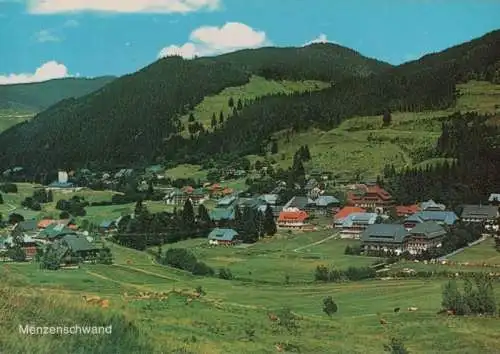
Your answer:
1,164 -> 499,269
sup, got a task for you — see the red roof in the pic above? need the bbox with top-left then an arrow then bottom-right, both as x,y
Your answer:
278,210 -> 309,222
37,219 -> 55,228
183,186 -> 194,193
334,207 -> 366,220
347,185 -> 392,204
395,204 -> 420,216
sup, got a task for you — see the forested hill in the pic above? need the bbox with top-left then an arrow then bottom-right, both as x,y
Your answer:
0,76 -> 115,111
169,29 -> 500,163
212,43 -> 393,81
0,43 -> 393,172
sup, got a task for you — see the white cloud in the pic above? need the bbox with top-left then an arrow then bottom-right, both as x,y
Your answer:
34,29 -> 61,42
303,33 -> 338,46
27,0 -> 220,14
0,61 -> 71,85
158,22 -> 269,59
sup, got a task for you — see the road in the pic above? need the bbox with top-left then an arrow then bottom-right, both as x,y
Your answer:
293,232 -> 339,253
437,235 -> 489,261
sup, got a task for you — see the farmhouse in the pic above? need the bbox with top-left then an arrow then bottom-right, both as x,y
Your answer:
339,212 -> 378,239
208,228 -> 239,246
259,194 -> 279,206
404,211 -> 458,229
12,220 -> 38,235
460,204 -> 498,224
50,234 -> 101,265
217,195 -> 237,208
36,224 -> 77,241
406,221 -> 447,254
361,224 -> 409,255
347,185 -> 393,212
209,207 -> 235,226
2,235 -> 39,259
277,208 -> 309,229
237,197 -> 268,213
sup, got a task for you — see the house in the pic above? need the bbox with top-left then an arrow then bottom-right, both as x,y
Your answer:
208,228 -> 239,245
460,204 -> 498,225
395,204 -> 420,217
36,224 -> 77,241
99,220 -> 117,233
284,195 -> 340,216
2,235 -> 39,259
347,185 -> 393,212
50,234 -> 101,265
307,195 -> 341,216
361,224 -> 409,255
488,193 -> 500,205
12,220 -> 38,234
333,207 -> 366,227
339,212 -> 378,239
217,195 -> 238,208
37,218 -> 77,230
404,211 -> 458,229
259,194 -> 279,206
277,208 -> 309,229
406,221 -> 447,254
420,199 -> 446,211
114,169 -> 134,179
46,181 -> 77,191
209,207 -> 235,225
304,178 -> 319,192
237,197 -> 268,214
164,187 -> 208,206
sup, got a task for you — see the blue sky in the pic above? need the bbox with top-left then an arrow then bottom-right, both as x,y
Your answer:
0,0 -> 499,84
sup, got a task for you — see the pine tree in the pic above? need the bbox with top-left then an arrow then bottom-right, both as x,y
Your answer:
219,111 -> 224,125
188,113 -> 196,122
242,207 -> 258,243
228,97 -> 234,108
233,205 -> 244,233
263,205 -> 277,236
383,108 -> 392,126
0,193 -> 3,205
237,98 -> 243,110
271,141 -> 278,154
197,203 -> 212,229
211,113 -> 217,128
182,199 -> 195,229
47,190 -> 54,202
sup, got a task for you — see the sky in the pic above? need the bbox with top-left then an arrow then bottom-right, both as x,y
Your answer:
0,0 -> 499,85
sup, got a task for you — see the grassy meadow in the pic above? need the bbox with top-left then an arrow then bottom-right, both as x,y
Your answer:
3,232 -> 500,353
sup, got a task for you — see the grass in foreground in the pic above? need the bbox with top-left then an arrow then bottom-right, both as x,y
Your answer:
4,239 -> 500,353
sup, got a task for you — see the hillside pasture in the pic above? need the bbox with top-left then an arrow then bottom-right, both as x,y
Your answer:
450,238 -> 500,265
0,109 -> 34,132
261,80 -> 500,179
180,75 -> 330,136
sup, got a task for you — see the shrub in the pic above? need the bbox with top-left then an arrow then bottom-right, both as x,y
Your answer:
218,268 -> 233,280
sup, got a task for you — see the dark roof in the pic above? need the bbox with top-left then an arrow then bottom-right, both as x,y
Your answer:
208,228 -> 238,241
38,224 -> 76,239
361,224 -> 409,244
284,196 -> 309,209
407,211 -> 458,225
48,181 -> 74,188
15,220 -> 38,232
100,220 -> 116,228
210,207 -> 235,221
59,234 -> 99,252
409,221 -> 447,239
460,204 -> 498,220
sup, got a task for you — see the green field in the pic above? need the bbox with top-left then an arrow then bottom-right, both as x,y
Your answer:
180,75 -> 330,136
3,233 -> 500,353
450,238 -> 500,264
0,109 -> 34,132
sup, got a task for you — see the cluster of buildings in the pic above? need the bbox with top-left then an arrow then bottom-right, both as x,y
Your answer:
0,218 -> 100,264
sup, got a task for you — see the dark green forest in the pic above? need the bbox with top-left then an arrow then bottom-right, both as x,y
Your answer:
0,76 -> 115,111
385,112 -> 500,207
0,30 -> 499,175
0,43 -> 393,172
